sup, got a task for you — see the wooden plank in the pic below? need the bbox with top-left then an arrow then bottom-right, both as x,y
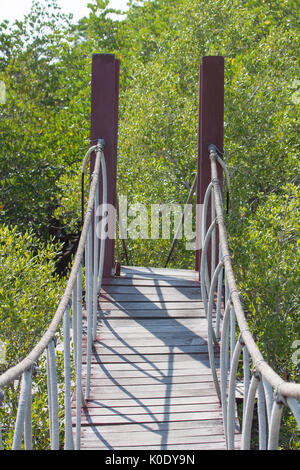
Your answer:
98,317 -> 206,327
83,402 -> 221,417
97,323 -> 211,334
87,346 -> 213,360
82,348 -> 211,358
95,332 -> 211,342
82,353 -> 215,364
80,442 -> 227,450
96,322 -> 217,331
86,388 -> 220,400
85,343 -> 208,355
95,333 -> 212,343
107,274 -> 198,281
79,419 -> 225,436
100,295 -> 202,303
99,309 -> 204,318
80,432 -> 227,448
101,281 -> 201,295
82,387 -> 219,399
96,322 -> 210,335
79,434 -> 235,450
93,337 -> 209,346
81,423 -> 225,439
112,272 -> 198,281
101,286 -> 201,294
99,301 -> 205,310
77,410 -> 223,426
96,325 -> 211,333
79,395 -> 221,409
80,432 -> 226,447
96,317 -> 210,328
84,367 -> 216,379
100,294 -> 201,303
95,325 -> 210,336
82,347 -> 213,357
80,374 -> 215,387
83,370 -> 216,381
120,266 -> 198,277
103,278 -> 200,287
83,381 -> 217,392
87,362 -> 216,373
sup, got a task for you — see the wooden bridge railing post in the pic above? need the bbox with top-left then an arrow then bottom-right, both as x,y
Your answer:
90,53 -> 120,278
195,56 -> 224,274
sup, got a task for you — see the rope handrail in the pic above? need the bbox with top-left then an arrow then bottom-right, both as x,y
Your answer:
0,140 -> 107,450
210,146 -> 300,398
200,144 -> 300,449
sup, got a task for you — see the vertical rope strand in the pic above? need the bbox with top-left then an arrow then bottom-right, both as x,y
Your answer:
12,368 -> 32,450
257,380 -> 267,449
24,370 -> 32,450
85,223 -> 93,400
268,399 -> 284,450
63,304 -> 73,450
93,182 -> 99,343
47,339 -> 59,450
76,265 -> 83,450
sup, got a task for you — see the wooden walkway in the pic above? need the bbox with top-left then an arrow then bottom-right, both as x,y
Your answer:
76,266 -> 241,450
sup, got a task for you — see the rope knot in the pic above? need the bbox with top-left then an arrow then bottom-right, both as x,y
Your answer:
274,382 -> 287,406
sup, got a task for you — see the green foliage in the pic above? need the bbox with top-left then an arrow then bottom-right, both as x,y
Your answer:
0,224 -> 67,449
1,350 -> 68,450
0,224 -> 64,370
54,163 -> 84,234
231,184 -> 300,380
0,0 -> 94,238
0,0 -> 299,449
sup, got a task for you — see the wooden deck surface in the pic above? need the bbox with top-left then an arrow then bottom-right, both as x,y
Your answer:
74,266 -> 241,450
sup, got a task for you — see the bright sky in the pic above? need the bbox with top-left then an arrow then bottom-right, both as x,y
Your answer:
0,0 -> 130,24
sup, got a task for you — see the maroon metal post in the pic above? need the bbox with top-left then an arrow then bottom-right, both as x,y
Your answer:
195,56 -> 224,273
90,53 -> 120,277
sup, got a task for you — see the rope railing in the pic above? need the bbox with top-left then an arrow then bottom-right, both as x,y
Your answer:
0,139 -> 107,450
200,144 -> 300,450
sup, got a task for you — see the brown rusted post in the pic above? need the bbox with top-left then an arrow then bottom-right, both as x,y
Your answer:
195,56 -> 224,273
90,53 -> 120,277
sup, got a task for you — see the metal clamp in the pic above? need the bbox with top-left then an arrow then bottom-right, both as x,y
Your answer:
208,144 -> 218,154
239,334 -> 246,347
252,366 -> 261,381
209,143 -> 224,156
96,138 -> 106,152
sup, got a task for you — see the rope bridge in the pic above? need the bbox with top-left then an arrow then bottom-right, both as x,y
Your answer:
0,55 -> 299,450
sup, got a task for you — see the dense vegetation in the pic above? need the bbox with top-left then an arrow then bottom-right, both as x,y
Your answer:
0,0 -> 299,449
